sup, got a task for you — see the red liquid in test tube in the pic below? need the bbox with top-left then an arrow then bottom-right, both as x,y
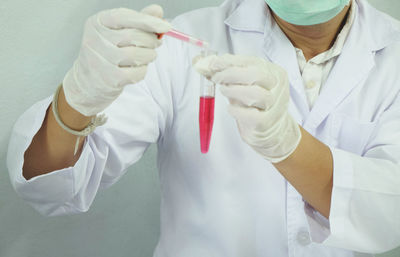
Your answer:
199,96 -> 215,154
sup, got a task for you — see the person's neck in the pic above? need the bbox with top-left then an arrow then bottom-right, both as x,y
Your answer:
272,5 -> 351,61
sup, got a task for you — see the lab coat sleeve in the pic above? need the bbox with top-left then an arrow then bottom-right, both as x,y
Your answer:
305,93 -> 400,253
7,37 -> 188,217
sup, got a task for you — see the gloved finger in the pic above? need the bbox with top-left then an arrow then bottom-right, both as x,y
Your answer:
91,11 -> 162,48
83,21 -> 158,67
96,23 -> 162,48
77,45 -> 147,90
208,54 -> 265,72
97,45 -> 156,67
84,64 -> 148,90
212,66 -> 278,90
99,8 -> 171,33
192,54 -> 219,78
116,29 -> 161,48
117,47 -> 157,67
141,4 -> 164,18
220,84 -> 275,110
227,104 -> 268,130
210,55 -> 289,89
117,65 -> 148,87
216,55 -> 289,80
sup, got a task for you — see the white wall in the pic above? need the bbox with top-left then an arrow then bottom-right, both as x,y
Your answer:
0,0 -> 399,256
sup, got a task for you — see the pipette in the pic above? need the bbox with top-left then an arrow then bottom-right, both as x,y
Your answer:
158,29 -> 210,49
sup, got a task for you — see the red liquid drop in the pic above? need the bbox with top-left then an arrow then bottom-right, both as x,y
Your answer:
199,96 -> 215,154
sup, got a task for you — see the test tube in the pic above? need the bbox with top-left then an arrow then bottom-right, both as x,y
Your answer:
199,50 -> 217,154
158,29 -> 214,153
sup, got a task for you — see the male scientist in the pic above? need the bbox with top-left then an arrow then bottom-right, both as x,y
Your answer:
7,0 -> 400,256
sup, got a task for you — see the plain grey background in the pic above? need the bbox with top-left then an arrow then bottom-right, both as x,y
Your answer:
1,0 -> 399,256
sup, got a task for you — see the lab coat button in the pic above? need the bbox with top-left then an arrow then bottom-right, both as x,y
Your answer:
296,230 -> 311,246
306,80 -> 316,89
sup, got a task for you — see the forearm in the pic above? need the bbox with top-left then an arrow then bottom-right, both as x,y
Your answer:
23,86 -> 93,180
274,126 -> 333,218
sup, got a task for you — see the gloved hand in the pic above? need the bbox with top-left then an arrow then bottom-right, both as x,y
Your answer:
194,54 -> 302,163
63,5 -> 171,116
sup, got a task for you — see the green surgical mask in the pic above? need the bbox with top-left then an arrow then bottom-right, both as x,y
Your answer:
265,0 -> 350,26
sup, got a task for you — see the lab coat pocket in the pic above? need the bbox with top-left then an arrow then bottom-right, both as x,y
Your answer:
331,114 -> 378,156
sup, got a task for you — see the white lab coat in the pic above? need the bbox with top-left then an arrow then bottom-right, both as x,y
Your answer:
7,0 -> 400,256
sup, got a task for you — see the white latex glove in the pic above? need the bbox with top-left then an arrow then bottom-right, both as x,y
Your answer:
194,54 -> 301,163
63,5 -> 171,116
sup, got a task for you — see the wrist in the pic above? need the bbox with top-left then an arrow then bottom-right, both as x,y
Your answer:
56,85 -> 93,131
52,85 -> 107,155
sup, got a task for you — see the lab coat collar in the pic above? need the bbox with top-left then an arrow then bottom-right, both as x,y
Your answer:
358,0 -> 400,52
224,0 -> 268,34
304,0 -> 400,130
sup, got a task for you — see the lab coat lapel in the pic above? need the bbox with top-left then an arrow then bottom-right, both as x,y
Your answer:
303,4 -> 375,130
262,18 -> 310,122
224,0 -> 310,122
224,0 -> 267,57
